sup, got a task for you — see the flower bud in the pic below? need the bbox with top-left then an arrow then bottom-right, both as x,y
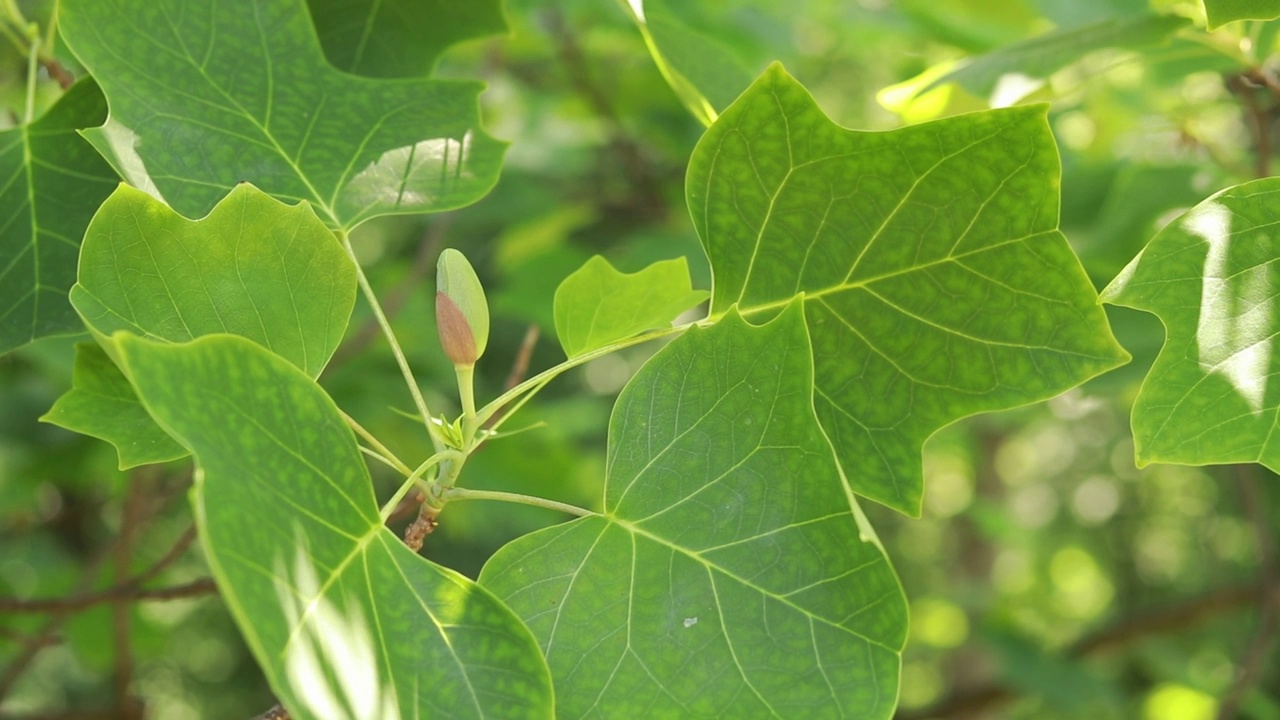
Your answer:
435,249 -> 489,366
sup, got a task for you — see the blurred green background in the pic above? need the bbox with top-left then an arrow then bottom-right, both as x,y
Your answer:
1,0 -> 1277,718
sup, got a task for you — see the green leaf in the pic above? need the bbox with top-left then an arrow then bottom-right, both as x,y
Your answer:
116,332 -> 555,719
41,342 -> 186,469
71,184 -> 355,378
1203,0 -> 1280,28
553,255 -> 707,357
59,0 -> 506,230
481,302 -> 906,719
307,0 -> 506,77
916,13 -> 1190,108
689,64 -> 1128,514
1101,178 -> 1280,469
0,79 -> 118,354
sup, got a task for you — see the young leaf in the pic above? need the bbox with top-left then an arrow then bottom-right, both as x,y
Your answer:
307,0 -> 506,78
482,302 -> 906,719
0,80 -> 118,354
59,0 -> 506,230
116,333 -> 555,719
1101,179 -> 1280,469
70,184 -> 355,378
1203,0 -> 1280,28
41,342 -> 186,469
689,65 -> 1129,515
553,255 -> 707,357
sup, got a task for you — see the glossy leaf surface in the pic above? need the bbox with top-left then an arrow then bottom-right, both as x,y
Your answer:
60,0 -> 506,229
308,0 -> 506,77
0,80 -> 118,353
482,303 -> 906,719
118,333 -> 555,720
41,342 -> 186,469
553,255 -> 707,357
71,184 -> 355,378
689,64 -> 1128,514
1101,179 -> 1280,468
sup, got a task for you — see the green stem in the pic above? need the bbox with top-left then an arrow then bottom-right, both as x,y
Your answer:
342,410 -> 412,476
379,450 -> 463,520
22,33 -> 37,124
456,363 -> 477,445
358,446 -> 407,476
476,323 -> 691,427
442,487 -> 595,517
340,232 -> 443,452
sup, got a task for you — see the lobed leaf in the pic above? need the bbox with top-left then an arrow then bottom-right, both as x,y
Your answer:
482,302 -> 906,719
553,255 -> 707,358
1101,179 -> 1280,469
41,342 -> 187,469
307,0 -> 506,78
48,183 -> 355,467
71,184 -> 354,377
689,64 -> 1128,514
59,0 -> 507,229
117,333 -> 555,720
0,80 -> 118,354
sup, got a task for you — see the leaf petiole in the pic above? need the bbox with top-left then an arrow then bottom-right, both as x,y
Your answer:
380,449 -> 465,521
340,231 -> 444,452
342,409 -> 412,476
442,487 -> 595,517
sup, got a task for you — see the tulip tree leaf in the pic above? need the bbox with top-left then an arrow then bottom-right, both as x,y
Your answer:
1203,0 -> 1280,28
1101,179 -> 1280,469
117,333 -> 555,720
41,342 -> 187,469
553,256 -> 708,358
307,0 -> 506,78
689,64 -> 1128,515
0,79 -> 118,354
70,183 -> 355,377
59,0 -> 506,230
47,184 -> 355,467
482,302 -> 906,719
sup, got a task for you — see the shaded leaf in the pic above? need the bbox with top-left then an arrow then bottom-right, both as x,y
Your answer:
0,79 -> 118,354
60,0 -> 506,229
553,255 -> 707,357
1101,179 -> 1280,468
689,64 -> 1128,514
1203,0 -> 1280,28
308,0 -> 506,77
918,13 -> 1189,107
41,342 -> 186,469
71,184 -> 355,378
117,332 -> 555,719
482,303 -> 906,719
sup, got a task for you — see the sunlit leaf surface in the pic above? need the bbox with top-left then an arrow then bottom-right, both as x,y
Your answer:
60,0 -> 506,229
119,333 -> 555,720
553,255 -> 707,357
0,80 -> 117,353
1102,179 -> 1280,468
689,64 -> 1128,514
483,304 -> 906,719
48,183 -> 355,467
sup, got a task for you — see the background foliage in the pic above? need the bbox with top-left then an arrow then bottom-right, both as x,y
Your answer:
0,0 -> 1278,718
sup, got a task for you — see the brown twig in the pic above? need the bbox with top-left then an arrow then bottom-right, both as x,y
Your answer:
897,582 -> 1273,719
250,703 -> 291,720
328,216 -> 453,369
1229,70 -> 1275,178
504,325 -> 540,393
41,58 -> 73,90
1217,466 -> 1278,719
